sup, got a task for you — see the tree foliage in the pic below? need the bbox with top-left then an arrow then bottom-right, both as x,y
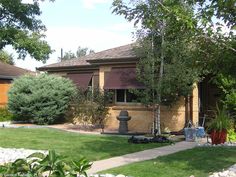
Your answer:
113,0 -> 201,103
0,50 -> 14,65
112,0 -> 236,132
215,74 -> 236,114
193,0 -> 236,29
61,46 -> 95,61
8,74 -> 77,124
0,0 -> 53,62
76,46 -> 95,58
113,0 -> 202,133
192,0 -> 236,115
61,50 -> 76,60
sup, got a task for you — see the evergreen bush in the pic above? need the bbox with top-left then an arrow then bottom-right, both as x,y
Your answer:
8,74 -> 77,124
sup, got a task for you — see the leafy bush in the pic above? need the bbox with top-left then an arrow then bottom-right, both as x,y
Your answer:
215,74 -> 236,119
227,128 -> 236,142
8,74 -> 77,124
67,88 -> 112,131
207,105 -> 232,132
0,150 -> 91,177
0,107 -> 13,122
224,91 -> 236,114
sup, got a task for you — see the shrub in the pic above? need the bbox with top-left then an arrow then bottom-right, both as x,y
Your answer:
215,74 -> 236,119
8,74 -> 77,124
67,88 -> 112,131
0,107 -> 13,122
224,91 -> 236,116
227,128 -> 236,142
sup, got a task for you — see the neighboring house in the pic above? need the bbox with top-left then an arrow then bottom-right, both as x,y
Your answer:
38,44 -> 219,133
0,61 -> 33,107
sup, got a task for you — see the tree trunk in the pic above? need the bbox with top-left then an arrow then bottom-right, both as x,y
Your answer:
156,15 -> 165,135
156,104 -> 161,134
152,105 -> 156,134
151,34 -> 155,134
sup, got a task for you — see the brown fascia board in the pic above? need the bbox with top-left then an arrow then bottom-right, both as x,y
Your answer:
0,75 -> 15,80
0,75 -> 16,80
87,57 -> 139,64
36,65 -> 99,72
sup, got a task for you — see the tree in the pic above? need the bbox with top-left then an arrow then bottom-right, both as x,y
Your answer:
113,0 -> 201,134
0,0 -> 53,62
0,50 -> 14,65
76,46 -> 95,58
60,46 -> 95,61
191,0 -> 236,116
62,50 -> 76,60
112,0 -> 236,133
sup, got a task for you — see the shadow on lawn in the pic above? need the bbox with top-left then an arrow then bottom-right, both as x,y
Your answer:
102,146 -> 236,177
77,136 -> 169,161
154,147 -> 236,174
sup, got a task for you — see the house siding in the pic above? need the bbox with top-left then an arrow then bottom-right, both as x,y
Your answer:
98,65 -> 199,133
47,64 -> 199,133
0,80 -> 11,107
105,98 -> 192,133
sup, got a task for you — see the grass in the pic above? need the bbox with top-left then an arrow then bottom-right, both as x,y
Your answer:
102,147 -> 236,177
0,128 -> 170,161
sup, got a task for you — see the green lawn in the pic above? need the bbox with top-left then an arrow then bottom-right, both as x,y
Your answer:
0,128 -> 170,161
103,147 -> 236,177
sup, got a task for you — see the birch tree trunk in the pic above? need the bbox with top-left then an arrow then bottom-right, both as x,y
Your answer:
156,16 -> 165,135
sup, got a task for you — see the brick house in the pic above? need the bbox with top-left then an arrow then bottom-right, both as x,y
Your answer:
38,44 -> 219,133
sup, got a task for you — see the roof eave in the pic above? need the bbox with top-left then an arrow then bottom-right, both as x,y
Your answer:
87,57 -> 139,64
0,75 -> 18,80
37,65 -> 99,72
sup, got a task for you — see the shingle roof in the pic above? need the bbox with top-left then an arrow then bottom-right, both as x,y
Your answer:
39,58 -> 91,69
38,44 -> 137,70
0,61 -> 33,79
87,43 -> 137,61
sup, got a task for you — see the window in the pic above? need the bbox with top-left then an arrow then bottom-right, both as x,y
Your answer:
115,89 -> 138,103
87,77 -> 93,91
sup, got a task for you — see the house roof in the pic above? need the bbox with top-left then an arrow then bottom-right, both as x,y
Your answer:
0,61 -> 34,79
38,44 -> 138,71
38,58 -> 91,70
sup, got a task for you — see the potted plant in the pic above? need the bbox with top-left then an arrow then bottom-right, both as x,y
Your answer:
208,105 -> 231,145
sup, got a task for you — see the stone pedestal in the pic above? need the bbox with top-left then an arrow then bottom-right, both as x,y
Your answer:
117,110 -> 131,134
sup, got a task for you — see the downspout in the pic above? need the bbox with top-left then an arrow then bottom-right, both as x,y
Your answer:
185,96 -> 189,126
190,94 -> 193,124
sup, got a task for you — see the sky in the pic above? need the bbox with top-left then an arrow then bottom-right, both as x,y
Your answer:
11,0 -> 135,71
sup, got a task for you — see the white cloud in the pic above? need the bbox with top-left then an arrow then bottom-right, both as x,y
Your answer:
108,23 -> 135,32
82,0 -> 109,9
14,25 -> 134,71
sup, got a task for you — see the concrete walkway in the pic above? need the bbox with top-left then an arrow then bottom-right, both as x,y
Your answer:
88,141 -> 197,174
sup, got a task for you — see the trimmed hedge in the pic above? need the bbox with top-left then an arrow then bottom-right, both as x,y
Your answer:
8,74 -> 77,124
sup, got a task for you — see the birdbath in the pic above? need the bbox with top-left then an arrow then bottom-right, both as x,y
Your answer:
116,110 -> 131,134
